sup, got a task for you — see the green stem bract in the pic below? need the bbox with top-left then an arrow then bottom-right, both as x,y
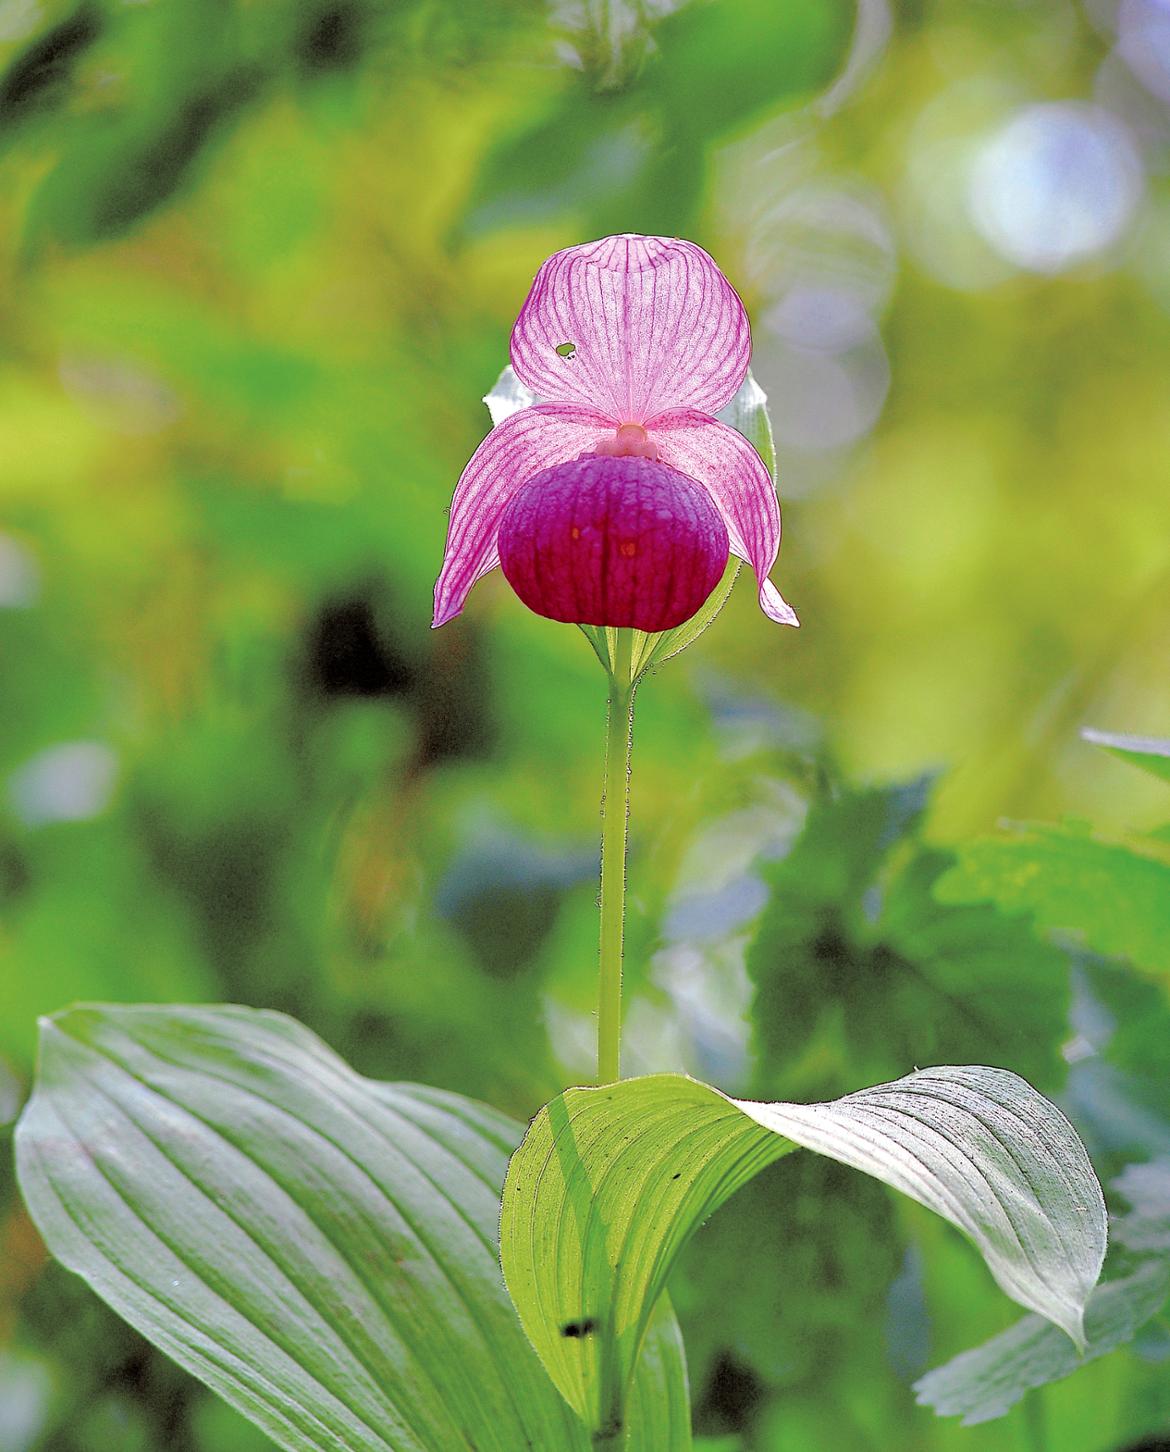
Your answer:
597,629 -> 635,1084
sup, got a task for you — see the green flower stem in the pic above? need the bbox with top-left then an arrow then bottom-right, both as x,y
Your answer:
597,629 -> 635,1085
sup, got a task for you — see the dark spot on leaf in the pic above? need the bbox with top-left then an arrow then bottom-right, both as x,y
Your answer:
672,1172 -> 681,1180
560,1317 -> 598,1338
593,1413 -> 623,1443
555,341 -> 576,358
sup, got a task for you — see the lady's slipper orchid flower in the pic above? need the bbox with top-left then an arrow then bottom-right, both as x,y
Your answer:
433,233 -> 797,635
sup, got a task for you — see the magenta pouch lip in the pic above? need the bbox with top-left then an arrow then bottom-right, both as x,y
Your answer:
498,453 -> 730,633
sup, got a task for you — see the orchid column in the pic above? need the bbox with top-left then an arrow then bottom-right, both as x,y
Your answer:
433,234 -> 798,1082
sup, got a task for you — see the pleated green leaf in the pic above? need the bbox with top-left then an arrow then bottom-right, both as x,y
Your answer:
500,1067 -> 1106,1443
15,1004 -> 691,1452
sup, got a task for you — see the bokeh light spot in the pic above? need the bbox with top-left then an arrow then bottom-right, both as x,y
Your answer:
8,742 -> 118,827
968,101 -> 1144,273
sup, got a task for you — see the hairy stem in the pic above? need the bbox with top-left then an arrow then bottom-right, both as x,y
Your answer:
597,629 -> 635,1084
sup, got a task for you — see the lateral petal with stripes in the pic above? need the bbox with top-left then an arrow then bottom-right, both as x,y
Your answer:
653,409 -> 797,625
434,403 -> 609,628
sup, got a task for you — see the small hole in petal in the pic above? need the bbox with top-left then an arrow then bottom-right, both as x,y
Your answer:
555,341 -> 576,358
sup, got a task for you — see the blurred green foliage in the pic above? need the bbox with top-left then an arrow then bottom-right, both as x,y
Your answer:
2,0 -> 1170,1448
